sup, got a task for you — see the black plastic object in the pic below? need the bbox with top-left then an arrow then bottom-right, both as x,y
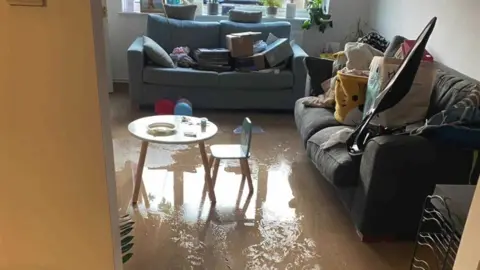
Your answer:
346,17 -> 437,157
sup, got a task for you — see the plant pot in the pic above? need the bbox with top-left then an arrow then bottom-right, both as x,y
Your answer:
207,3 -> 219,15
286,3 -> 296,18
266,6 -> 278,17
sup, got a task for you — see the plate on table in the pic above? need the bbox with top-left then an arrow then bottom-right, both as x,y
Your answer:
147,122 -> 176,136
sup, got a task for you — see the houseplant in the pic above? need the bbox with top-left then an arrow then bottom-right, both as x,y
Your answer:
120,214 -> 135,264
301,0 -> 333,33
261,0 -> 282,17
207,0 -> 219,15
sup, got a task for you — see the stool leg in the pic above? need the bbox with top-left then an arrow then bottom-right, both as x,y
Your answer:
212,158 -> 220,187
241,159 -> 254,194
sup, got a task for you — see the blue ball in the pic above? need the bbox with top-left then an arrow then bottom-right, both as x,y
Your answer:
174,102 -> 192,116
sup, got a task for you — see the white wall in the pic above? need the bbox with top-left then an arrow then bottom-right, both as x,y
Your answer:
454,181 -> 480,269
369,0 -> 480,80
106,0 -> 370,81
0,1 -> 120,269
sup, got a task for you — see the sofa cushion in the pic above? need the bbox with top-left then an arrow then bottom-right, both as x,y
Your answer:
143,66 -> 219,87
428,70 -> 479,116
307,126 -> 359,187
228,10 -> 262,23
143,36 -> 175,68
147,15 -> 220,53
163,4 -> 197,20
294,97 -> 341,145
219,20 -> 290,48
218,71 -> 293,90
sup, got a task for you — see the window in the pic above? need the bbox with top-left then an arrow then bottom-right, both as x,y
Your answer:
123,0 -> 308,13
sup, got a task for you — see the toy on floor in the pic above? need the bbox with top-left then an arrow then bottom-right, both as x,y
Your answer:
174,98 -> 192,116
155,99 -> 175,115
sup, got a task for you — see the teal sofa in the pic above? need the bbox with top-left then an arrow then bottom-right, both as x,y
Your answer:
127,15 -> 307,110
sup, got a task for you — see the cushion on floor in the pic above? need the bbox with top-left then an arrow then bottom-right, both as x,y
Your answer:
218,71 -> 293,90
143,66 -> 219,87
294,97 -> 341,146
306,126 -> 359,187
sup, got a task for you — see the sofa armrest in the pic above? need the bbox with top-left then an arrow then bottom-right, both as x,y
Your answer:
353,135 -> 436,239
291,44 -> 308,99
127,36 -> 145,104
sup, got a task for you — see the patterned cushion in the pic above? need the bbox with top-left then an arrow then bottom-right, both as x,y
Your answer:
358,32 -> 389,52
454,85 -> 480,108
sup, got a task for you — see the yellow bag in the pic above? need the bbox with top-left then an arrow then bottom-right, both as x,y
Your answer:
334,70 -> 369,126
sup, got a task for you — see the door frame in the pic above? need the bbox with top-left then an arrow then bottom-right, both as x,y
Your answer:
89,0 -> 123,269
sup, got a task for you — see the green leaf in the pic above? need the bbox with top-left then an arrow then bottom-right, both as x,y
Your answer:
121,236 -> 134,246
122,243 -> 134,254
120,221 -> 134,230
121,227 -> 133,237
122,253 -> 133,264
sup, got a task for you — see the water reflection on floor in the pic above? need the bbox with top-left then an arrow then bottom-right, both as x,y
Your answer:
110,91 -> 413,270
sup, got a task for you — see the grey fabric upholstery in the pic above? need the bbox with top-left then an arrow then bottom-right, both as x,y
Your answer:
128,15 -> 307,110
352,135 -> 436,238
307,126 -> 359,187
143,36 -> 175,68
164,4 -> 197,20
294,97 -> 340,145
219,20 -> 291,48
228,10 -> 262,23
143,66 -> 218,87
428,70 -> 480,116
218,71 -> 293,89
294,62 -> 479,239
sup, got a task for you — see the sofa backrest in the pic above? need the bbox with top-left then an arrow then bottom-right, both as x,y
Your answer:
219,20 -> 291,48
427,69 -> 480,117
147,15 -> 220,53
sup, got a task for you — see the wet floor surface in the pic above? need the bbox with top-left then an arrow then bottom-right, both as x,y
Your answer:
110,90 -> 414,270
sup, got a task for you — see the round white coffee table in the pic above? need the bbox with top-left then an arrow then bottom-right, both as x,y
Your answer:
128,115 -> 218,204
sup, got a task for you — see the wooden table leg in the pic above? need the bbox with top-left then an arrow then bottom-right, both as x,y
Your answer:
199,141 -> 216,203
132,141 -> 148,204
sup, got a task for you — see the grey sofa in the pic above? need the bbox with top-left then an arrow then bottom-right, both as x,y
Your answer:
127,15 -> 307,110
295,47 -> 479,240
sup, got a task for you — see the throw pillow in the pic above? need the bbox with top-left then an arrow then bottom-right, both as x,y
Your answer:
164,5 -> 197,20
228,10 -> 262,23
143,36 -> 175,68
334,69 -> 369,126
357,32 -> 389,52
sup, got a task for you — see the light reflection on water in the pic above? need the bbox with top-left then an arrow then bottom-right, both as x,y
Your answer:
119,158 -> 320,269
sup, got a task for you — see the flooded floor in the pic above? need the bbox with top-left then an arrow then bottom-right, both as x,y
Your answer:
110,90 -> 413,270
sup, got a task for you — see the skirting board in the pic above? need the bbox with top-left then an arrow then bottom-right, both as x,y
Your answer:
7,0 -> 45,6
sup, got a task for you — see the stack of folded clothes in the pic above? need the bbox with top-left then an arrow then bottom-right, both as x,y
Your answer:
193,48 -> 232,72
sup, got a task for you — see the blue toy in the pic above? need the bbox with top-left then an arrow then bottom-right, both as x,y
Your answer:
174,100 -> 192,116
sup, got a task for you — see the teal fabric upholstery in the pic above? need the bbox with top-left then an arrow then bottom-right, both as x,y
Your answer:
218,71 -> 293,90
147,15 -> 220,53
143,67 -> 218,87
128,14 -> 308,110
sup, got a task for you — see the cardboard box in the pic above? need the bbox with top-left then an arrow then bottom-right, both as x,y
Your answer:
235,53 -> 266,71
263,38 -> 293,67
226,32 -> 261,58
